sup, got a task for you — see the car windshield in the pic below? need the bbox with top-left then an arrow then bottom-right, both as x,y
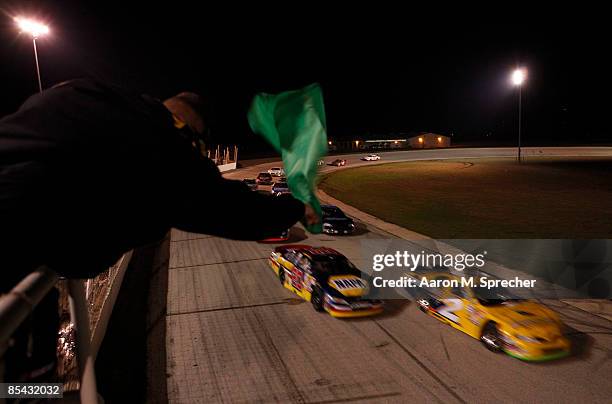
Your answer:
322,207 -> 346,218
259,173 -> 270,177
311,256 -> 356,275
472,283 -> 521,306
275,182 -> 288,188
271,167 -> 281,170
244,179 -> 255,184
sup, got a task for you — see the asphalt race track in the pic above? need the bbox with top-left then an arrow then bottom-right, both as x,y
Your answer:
165,147 -> 612,403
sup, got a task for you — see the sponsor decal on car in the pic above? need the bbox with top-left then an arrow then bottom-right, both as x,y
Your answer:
328,275 -> 367,297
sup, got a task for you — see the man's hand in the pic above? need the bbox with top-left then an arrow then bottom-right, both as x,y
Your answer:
303,204 -> 320,226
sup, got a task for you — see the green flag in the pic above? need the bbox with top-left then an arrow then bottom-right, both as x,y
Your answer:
248,83 -> 327,233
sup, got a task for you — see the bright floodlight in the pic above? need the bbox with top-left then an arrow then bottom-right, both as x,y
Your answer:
511,68 -> 526,86
15,17 -> 49,38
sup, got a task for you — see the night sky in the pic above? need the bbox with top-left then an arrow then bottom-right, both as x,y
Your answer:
1,2 -> 610,153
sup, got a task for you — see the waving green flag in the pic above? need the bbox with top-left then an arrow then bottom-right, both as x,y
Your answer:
248,83 -> 327,233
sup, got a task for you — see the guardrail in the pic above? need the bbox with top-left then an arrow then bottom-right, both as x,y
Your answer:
0,252 -> 132,404
0,267 -> 58,357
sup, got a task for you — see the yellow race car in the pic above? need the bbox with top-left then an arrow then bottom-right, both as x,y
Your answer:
268,245 -> 383,318
409,271 -> 570,361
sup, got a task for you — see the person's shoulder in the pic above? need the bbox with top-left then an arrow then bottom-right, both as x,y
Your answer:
49,78 -> 136,100
16,78 -> 121,109
50,78 -> 167,119
48,77 -> 115,94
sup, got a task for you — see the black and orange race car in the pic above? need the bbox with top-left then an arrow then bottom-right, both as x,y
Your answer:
321,205 -> 355,235
268,245 -> 383,317
260,228 -> 290,243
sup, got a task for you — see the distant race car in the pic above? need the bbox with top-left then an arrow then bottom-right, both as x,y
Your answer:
242,178 -> 258,191
321,205 -> 355,235
329,159 -> 347,167
256,172 -> 274,185
268,167 -> 285,177
362,154 -> 381,161
260,228 -> 290,243
268,245 -> 383,317
407,271 -> 570,361
271,182 -> 290,196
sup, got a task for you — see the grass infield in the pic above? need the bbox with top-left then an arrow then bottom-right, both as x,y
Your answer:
319,157 -> 612,238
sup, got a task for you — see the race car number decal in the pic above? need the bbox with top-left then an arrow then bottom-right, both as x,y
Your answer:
303,274 -> 316,292
437,299 -> 463,324
288,267 -> 303,291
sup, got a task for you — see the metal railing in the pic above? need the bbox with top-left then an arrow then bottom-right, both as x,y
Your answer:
0,251 -> 132,404
0,267 -> 58,356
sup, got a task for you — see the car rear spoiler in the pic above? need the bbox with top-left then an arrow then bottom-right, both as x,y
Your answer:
274,244 -> 312,253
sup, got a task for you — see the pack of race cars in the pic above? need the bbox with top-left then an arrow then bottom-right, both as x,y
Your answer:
245,154 -> 381,191
246,163 -> 571,362
267,244 -> 571,361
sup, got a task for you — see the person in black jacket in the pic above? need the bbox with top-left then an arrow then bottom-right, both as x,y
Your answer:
0,78 -> 317,381
0,78 -> 316,284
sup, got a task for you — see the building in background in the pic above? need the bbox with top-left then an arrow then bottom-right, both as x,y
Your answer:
408,133 -> 450,148
363,139 -> 407,150
327,133 -> 450,152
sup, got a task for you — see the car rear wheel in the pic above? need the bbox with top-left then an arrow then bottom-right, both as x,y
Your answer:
481,322 -> 503,353
311,287 -> 325,312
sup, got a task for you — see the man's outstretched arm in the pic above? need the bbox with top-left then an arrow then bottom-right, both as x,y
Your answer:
172,161 -> 307,240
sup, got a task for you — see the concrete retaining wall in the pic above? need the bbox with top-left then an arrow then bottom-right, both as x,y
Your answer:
218,162 -> 237,172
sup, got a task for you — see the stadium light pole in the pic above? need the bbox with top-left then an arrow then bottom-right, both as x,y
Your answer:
511,68 -> 527,162
15,17 -> 50,94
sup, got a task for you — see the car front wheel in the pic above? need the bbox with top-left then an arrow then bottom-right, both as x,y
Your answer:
481,322 -> 503,353
311,287 -> 325,312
